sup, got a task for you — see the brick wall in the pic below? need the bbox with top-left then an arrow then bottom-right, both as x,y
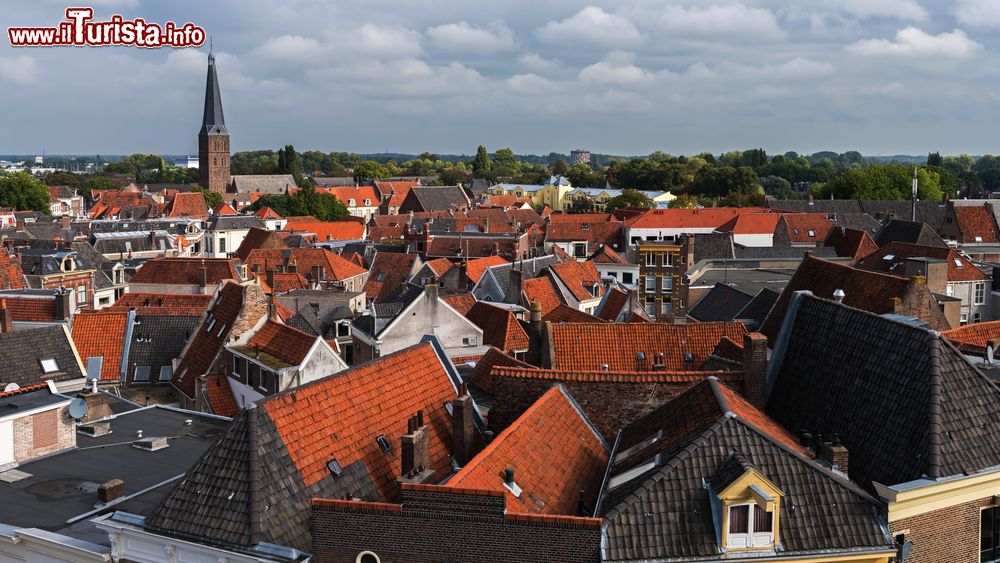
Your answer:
13,406 -> 74,463
891,496 -> 992,563
312,486 -> 601,563
490,373 -> 744,441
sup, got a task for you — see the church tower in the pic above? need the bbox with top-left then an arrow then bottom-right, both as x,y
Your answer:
198,52 -> 230,194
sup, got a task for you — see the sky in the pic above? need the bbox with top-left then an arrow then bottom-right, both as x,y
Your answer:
2,0 -> 1000,157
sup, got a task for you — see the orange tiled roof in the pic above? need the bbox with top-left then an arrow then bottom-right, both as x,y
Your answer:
374,180 -> 419,201
545,222 -> 623,249
164,192 -> 209,219
0,250 -> 27,290
716,381 -> 811,457
824,227 -> 879,261
204,375 -> 239,417
490,365 -> 744,385
466,302 -> 530,352
425,258 -> 454,277
596,287 -> 629,321
254,206 -> 283,219
235,227 -> 288,262
109,293 -> 212,316
626,207 -> 769,229
466,256 -> 509,284
482,194 -> 532,208
270,272 -> 310,293
544,304 -> 604,323
464,347 -> 532,392
549,213 -> 615,223
71,310 -> 129,381
590,244 -> 627,264
780,213 -> 834,243
213,202 -> 239,216
547,322 -> 748,372
941,321 -> 1000,354
0,296 -> 56,322
281,219 -> 365,242
248,320 -> 317,365
522,276 -> 564,315
365,225 -> 405,241
447,385 -> 608,516
131,258 -> 242,286
245,248 -> 366,282
855,241 -> 988,282
955,205 -> 1000,243
173,282 -> 246,397
263,342 -> 458,499
441,293 -> 477,316
364,253 -> 418,302
550,260 -> 603,302
717,213 -> 781,235
319,185 -> 380,208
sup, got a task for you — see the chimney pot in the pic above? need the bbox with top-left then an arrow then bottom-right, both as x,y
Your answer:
504,467 -> 515,485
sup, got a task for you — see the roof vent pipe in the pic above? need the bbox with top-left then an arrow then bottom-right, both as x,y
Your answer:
833,289 -> 845,303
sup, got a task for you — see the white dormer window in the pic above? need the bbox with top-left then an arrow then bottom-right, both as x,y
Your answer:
364,199 -> 372,206
727,503 -> 774,549
807,230 -> 815,237
348,199 -> 356,207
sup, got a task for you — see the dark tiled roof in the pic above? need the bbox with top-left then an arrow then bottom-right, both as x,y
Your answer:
856,241 -> 988,282
126,314 -> 200,385
692,232 -> 735,262
863,200 -> 948,230
687,283 -> 754,322
874,219 -> 948,248
766,293 -> 1000,490
601,377 -> 891,560
172,282 -> 246,397
0,325 -> 83,386
829,212 -> 882,235
733,287 -> 780,325
766,199 -> 865,215
485,254 -> 564,299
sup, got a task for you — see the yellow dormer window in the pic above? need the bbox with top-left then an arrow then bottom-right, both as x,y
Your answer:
710,455 -> 783,552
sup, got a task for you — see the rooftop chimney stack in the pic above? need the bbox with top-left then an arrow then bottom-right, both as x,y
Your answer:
742,332 -> 769,409
819,434 -> 849,477
452,383 -> 478,466
0,300 -> 12,333
401,411 -> 430,478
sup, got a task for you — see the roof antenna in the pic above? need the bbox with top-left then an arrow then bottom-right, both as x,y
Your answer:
209,36 -> 214,55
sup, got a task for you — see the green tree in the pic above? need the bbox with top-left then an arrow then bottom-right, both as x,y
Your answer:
817,164 -> 943,201
43,171 -> 80,189
761,175 -> 793,199
605,189 -> 655,213
0,172 -> 52,213
472,145 -> 492,178
354,161 -> 388,183
551,159 -> 569,176
249,188 -> 349,221
927,152 -> 943,167
192,185 -> 223,209
277,145 -> 305,185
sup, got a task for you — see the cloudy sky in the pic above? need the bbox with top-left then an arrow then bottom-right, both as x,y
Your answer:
2,0 -> 1000,157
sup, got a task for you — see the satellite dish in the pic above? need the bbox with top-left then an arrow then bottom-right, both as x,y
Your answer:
898,539 -> 913,561
3,383 -> 19,393
68,398 -> 89,420
989,346 -> 995,365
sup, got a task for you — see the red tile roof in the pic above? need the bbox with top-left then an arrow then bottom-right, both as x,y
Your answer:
263,342 -> 458,499
235,227 -> 288,262
318,186 -> 380,208
130,258 -> 243,286
281,219 -> 365,242
550,260 -> 603,302
213,202 -> 239,216
716,382 -> 810,457
466,256 -> 509,284
270,272 -> 310,293
447,385 -> 608,516
546,222 -> 623,250
71,310 -> 129,381
954,205 -> 1000,243
248,320 -> 318,366
626,207 -> 769,229
374,180 -> 419,201
596,287 -> 629,321
0,249 -> 28,290
109,293 -> 212,316
173,282 -> 246,397
779,213 -> 834,243
549,213 -> 615,223
0,296 -> 56,322
441,293 -> 477,316
254,206 -> 283,219
464,347 -> 533,393
481,194 -> 532,208
425,258 -> 454,277
941,321 -> 1000,354
547,322 -> 748,372
466,302 -> 530,352
245,248 -> 366,282
364,253 -> 418,301
164,192 -> 209,219
366,225 -> 405,241
491,365 -> 742,385
204,375 -> 239,417
544,304 -> 604,323
717,213 -> 781,235
824,227 -> 879,261
590,244 -> 627,264
855,241 -> 988,282
522,276 -> 564,315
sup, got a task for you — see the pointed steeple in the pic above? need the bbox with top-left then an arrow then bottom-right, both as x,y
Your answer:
200,52 -> 227,136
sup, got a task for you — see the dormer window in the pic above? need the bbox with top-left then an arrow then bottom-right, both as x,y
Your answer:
727,503 -> 775,549
708,453 -> 783,552
348,199 -> 356,207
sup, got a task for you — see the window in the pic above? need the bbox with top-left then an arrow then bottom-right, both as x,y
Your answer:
961,312 -> 969,326
728,503 -> 774,548
807,229 -> 815,237
984,506 -> 1000,562
218,237 -> 226,254
573,243 -> 587,258
622,272 -> 634,284
646,276 -> 657,291
947,284 -> 955,297
158,366 -> 172,381
76,284 -> 87,304
645,301 -> 656,316
134,365 -> 151,382
338,322 -> 350,338
463,337 -> 478,346
976,282 -> 986,305
662,300 -> 673,316
356,552 -> 379,563
40,359 -> 59,374
645,253 -> 655,266
375,435 -> 392,453
662,276 -> 673,292
664,252 -> 673,267
975,312 -> 983,323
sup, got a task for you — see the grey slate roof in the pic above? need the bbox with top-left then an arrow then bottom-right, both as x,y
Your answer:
734,287 -> 780,325
765,293 -> 1000,491
399,186 -> 470,213
828,213 -> 882,235
862,200 -> 949,230
733,245 -> 839,260
200,53 -> 228,136
766,199 -> 865,215
0,325 -> 83,386
692,232 -> 735,261
687,283 -> 753,322
477,254 -> 564,301
600,377 -> 893,561
126,315 -> 200,385
874,219 -> 948,248
208,216 -> 266,231
229,175 -> 297,195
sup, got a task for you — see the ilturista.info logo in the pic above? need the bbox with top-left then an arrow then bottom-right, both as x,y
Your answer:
8,7 -> 206,48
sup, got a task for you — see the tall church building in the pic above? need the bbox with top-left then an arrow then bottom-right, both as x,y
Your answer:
198,52 -> 230,194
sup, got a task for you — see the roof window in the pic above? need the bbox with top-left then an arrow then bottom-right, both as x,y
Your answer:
327,459 -> 344,478
614,430 -> 662,463
40,359 -> 59,374
375,435 -> 392,453
607,454 -> 661,490
882,254 -> 895,261
954,258 -> 963,267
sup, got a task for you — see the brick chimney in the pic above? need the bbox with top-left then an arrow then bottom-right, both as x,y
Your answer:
0,299 -> 12,333
98,479 -> 125,504
742,332 -> 768,409
55,289 -> 72,321
506,267 -> 523,305
401,411 -> 430,478
525,300 -> 545,366
61,216 -> 72,230
818,434 -> 849,476
199,262 -> 208,290
452,383 -> 478,466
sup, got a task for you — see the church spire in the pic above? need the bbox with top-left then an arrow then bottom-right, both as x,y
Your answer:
200,51 -> 227,135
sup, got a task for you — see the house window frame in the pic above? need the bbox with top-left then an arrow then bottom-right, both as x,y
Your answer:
645,276 -> 657,292
975,282 -> 986,305
982,505 -> 1000,563
726,502 -> 775,549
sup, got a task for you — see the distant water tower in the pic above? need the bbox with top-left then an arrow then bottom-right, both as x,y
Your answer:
570,150 -> 591,165
34,155 -> 43,165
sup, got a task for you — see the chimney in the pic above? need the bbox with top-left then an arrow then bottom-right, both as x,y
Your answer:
311,265 -> 322,288
61,216 -> 72,229
0,300 -> 11,333
425,283 -> 439,301
452,383 -> 478,466
525,300 -> 545,366
55,289 -> 72,321
818,434 -> 849,476
199,262 -> 208,290
742,332 -> 768,409
808,195 -> 814,206
401,411 -> 430,478
15,220 -> 24,233
504,467 -> 515,485
506,268 -> 523,304
892,297 -> 904,315
98,479 -> 125,504
269,290 -> 279,321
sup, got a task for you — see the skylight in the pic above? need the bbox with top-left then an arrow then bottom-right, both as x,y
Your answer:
882,254 -> 895,261
955,258 -> 963,267
607,454 -> 661,490
40,359 -> 59,374
614,430 -> 662,463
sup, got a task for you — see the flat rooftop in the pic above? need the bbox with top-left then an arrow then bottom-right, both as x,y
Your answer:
0,405 -> 230,545
692,267 -> 797,296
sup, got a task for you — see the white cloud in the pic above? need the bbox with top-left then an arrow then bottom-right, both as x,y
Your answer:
954,0 -> 1000,29
517,53 -> 560,73
0,55 -> 39,86
578,51 -> 656,86
253,35 -> 327,61
505,73 -> 558,93
847,27 -> 983,58
659,3 -> 785,40
354,24 -> 424,58
835,0 -> 928,21
427,21 -> 515,54
536,6 -> 644,48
